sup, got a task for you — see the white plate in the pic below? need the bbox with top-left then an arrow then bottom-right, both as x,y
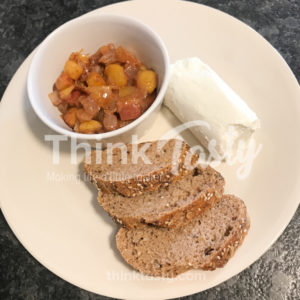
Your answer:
1,0 -> 300,299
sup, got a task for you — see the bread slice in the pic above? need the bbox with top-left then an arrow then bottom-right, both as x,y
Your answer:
98,166 -> 225,229
116,195 -> 250,277
84,139 -> 193,197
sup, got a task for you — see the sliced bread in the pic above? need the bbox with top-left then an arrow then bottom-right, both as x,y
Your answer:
116,195 -> 250,277
84,139 -> 193,197
98,166 -> 225,229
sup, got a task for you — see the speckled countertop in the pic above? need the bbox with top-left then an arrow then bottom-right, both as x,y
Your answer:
0,0 -> 299,299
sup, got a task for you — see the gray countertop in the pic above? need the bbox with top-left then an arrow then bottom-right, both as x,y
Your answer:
0,0 -> 299,299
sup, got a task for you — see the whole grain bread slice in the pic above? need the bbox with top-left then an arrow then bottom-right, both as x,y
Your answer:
98,166 -> 224,229
116,195 -> 250,277
84,139 -> 193,197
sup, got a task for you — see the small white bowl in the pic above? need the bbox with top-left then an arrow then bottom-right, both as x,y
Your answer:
27,14 -> 169,145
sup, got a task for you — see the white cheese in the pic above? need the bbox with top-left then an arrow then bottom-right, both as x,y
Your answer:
164,57 -> 260,158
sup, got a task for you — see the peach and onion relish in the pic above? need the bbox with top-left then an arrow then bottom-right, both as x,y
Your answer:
48,44 -> 158,134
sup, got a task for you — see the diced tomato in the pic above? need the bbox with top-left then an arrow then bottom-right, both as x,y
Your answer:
65,90 -> 82,106
79,96 -> 100,118
73,120 -> 80,133
99,44 -> 117,65
90,64 -> 103,75
89,51 -> 102,66
117,100 -> 142,121
134,88 -> 148,101
98,109 -> 104,123
74,80 -> 87,92
117,88 -> 147,121
124,63 -> 139,83
102,92 -> 118,113
118,120 -> 131,128
76,108 -> 94,123
103,113 -> 118,131
48,90 -> 62,106
141,93 -> 156,112
116,46 -> 141,66
57,102 -> 69,114
99,43 -> 115,55
99,52 -> 117,65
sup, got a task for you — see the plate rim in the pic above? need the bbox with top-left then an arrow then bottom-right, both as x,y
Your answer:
1,0 -> 300,299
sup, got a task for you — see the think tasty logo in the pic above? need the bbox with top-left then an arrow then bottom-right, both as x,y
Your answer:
44,120 -> 262,180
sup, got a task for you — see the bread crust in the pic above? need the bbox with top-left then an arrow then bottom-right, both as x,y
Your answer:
84,140 -> 193,197
99,187 -> 223,229
84,140 -> 250,278
200,217 -> 250,270
116,195 -> 250,277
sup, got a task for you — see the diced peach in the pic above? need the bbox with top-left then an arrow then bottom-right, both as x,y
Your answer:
69,51 -> 90,65
86,86 -> 114,107
136,70 -> 157,94
55,72 -> 73,90
119,86 -> 136,98
86,72 -> 106,87
63,107 -> 78,128
64,60 -> 83,80
77,53 -> 89,65
104,64 -> 127,88
79,120 -> 102,134
59,85 -> 75,100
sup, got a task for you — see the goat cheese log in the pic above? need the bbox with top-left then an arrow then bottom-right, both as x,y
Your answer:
164,57 -> 260,158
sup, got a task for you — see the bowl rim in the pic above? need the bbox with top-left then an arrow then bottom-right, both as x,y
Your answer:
27,13 -> 170,140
